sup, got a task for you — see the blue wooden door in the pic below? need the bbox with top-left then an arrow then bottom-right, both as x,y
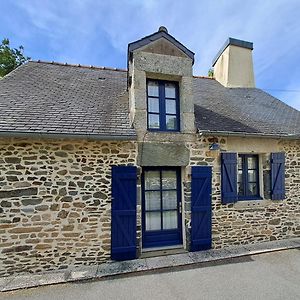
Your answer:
142,167 -> 182,248
111,166 -> 137,260
191,166 -> 212,251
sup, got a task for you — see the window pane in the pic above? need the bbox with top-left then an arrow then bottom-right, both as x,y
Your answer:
148,114 -> 160,129
145,191 -> 161,210
162,170 -> 177,189
146,212 -> 161,230
147,81 -> 159,97
166,115 -> 177,130
238,156 -> 243,169
248,156 -> 257,169
248,170 -> 257,182
144,171 -> 160,190
238,170 -> 243,183
238,182 -> 244,196
166,99 -> 176,114
162,191 -> 177,210
148,97 -> 159,113
163,211 -> 177,229
165,83 -> 176,98
247,183 -> 258,196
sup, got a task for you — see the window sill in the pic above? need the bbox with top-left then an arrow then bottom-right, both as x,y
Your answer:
233,199 -> 273,211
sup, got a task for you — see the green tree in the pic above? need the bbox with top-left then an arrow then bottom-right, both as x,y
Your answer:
208,68 -> 214,78
0,38 -> 30,77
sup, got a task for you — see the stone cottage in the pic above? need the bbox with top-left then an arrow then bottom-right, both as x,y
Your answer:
0,27 -> 299,276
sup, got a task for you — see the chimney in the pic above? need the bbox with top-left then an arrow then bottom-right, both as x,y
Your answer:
212,38 -> 255,88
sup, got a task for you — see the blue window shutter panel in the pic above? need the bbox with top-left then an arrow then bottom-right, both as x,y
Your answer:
221,153 -> 238,204
111,166 -> 137,260
191,166 -> 212,252
271,152 -> 285,200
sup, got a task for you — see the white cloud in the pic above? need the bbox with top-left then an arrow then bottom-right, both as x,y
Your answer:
4,0 -> 300,110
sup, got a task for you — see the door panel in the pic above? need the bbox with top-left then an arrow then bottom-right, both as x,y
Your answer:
142,167 -> 182,248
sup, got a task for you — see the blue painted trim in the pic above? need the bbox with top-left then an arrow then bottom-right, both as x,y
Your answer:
142,167 -> 182,248
146,80 -> 180,132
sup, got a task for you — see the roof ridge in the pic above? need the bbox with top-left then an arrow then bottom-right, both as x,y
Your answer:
30,60 -> 128,72
193,75 -> 215,80
29,60 -> 214,78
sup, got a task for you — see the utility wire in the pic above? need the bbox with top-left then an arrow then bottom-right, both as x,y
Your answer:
262,89 -> 300,93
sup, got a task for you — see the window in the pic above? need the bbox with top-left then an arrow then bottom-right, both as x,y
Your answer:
147,80 -> 180,131
237,154 -> 260,200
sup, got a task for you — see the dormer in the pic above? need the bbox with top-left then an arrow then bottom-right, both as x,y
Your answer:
128,27 -> 195,137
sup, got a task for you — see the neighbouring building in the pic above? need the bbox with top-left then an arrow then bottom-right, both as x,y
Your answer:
0,27 -> 299,276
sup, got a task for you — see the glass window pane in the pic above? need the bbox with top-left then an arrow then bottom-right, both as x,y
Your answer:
162,170 -> 177,189
146,212 -> 161,231
162,191 -> 177,210
248,183 -> 258,196
238,170 -> 243,183
238,182 -> 244,196
163,211 -> 177,229
147,81 -> 159,97
248,156 -> 257,169
165,83 -> 176,98
238,156 -> 243,169
248,170 -> 257,182
148,114 -> 160,129
144,171 -> 160,190
166,115 -> 177,130
166,99 -> 176,114
145,191 -> 161,210
148,97 -> 159,113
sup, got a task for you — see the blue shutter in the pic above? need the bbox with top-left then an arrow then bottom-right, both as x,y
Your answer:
271,152 -> 285,200
221,153 -> 237,204
111,166 -> 137,260
191,166 -> 212,252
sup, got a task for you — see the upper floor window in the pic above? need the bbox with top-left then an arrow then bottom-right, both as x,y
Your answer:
147,80 -> 180,131
238,154 -> 260,200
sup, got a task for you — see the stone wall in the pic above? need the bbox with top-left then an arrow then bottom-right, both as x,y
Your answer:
0,138 -> 137,277
185,136 -> 300,249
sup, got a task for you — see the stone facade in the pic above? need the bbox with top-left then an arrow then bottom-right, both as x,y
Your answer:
184,135 -> 300,249
0,138 -> 137,277
0,135 -> 299,277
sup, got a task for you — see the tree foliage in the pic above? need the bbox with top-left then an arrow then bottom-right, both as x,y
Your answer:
208,68 -> 214,78
0,38 -> 30,77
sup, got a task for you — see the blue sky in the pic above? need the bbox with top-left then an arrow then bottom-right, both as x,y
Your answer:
1,0 -> 300,110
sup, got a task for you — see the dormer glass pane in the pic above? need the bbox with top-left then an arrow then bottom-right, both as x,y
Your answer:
165,83 -> 176,98
148,81 -> 159,97
148,98 -> 159,113
148,114 -> 160,129
166,99 -> 176,114
166,115 -> 176,130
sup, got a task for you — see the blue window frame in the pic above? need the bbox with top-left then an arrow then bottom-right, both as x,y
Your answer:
238,154 -> 261,200
147,80 -> 180,131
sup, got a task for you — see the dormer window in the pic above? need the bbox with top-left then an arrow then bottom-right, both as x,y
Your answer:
147,80 -> 180,132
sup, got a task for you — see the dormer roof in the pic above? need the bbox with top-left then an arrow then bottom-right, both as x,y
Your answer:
128,26 -> 195,64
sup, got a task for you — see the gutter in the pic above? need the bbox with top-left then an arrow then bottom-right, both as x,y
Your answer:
0,131 -> 137,141
199,130 -> 300,140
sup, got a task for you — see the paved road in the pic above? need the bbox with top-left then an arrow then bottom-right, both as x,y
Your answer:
2,249 -> 300,300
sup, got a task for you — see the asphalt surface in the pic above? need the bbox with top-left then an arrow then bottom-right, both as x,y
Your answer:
2,249 -> 300,300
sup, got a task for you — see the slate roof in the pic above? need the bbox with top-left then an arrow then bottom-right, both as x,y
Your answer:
0,61 -> 299,139
0,61 -> 136,139
193,78 -> 300,137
